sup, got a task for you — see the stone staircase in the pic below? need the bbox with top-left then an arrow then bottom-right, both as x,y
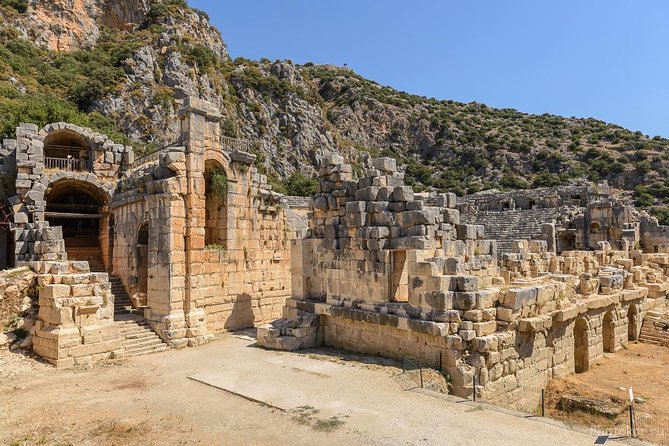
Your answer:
462,208 -> 563,255
112,277 -> 169,356
116,317 -> 169,356
110,275 -> 135,317
638,312 -> 669,347
64,237 -> 168,356
65,236 -> 106,272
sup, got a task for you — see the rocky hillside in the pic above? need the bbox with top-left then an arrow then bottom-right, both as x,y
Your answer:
1,0 -> 668,219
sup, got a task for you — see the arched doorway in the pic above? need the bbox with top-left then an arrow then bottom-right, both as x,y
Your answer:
44,179 -> 108,271
602,310 -> 615,353
136,221 -> 149,296
204,160 -> 229,247
0,202 -> 14,270
628,305 -> 639,342
574,318 -> 589,373
43,130 -> 91,172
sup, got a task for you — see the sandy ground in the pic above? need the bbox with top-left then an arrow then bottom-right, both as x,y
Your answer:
0,330 -> 654,446
546,342 -> 669,445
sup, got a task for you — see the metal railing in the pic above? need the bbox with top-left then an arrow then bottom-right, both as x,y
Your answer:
130,136 -> 253,170
221,135 -> 251,153
44,157 -> 89,172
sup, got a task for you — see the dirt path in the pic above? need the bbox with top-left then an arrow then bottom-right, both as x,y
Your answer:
546,342 -> 669,445
0,332 -> 652,446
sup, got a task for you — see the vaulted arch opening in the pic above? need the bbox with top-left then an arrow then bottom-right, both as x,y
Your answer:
204,159 -> 230,247
574,318 -> 589,373
602,310 -> 616,353
136,221 -> 149,295
627,305 -> 639,342
43,130 -> 91,172
45,179 -> 108,270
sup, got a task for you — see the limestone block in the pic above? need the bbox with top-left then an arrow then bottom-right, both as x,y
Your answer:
456,224 -> 477,240
503,287 -> 538,310
457,275 -> 479,292
367,201 -> 389,213
313,197 -> 328,210
459,329 -> 476,341
349,212 -> 367,227
463,310 -> 483,322
355,186 -> 379,201
372,157 -> 397,172
473,321 -> 497,336
369,226 -> 390,239
40,307 -> 74,325
405,200 -> 424,211
529,240 -> 548,253
476,289 -> 498,309
390,236 -> 430,250
391,186 -> 413,202
422,291 -> 453,311
454,292 -> 476,310
496,307 -> 519,322
518,317 -> 544,332
71,284 -> 94,297
599,274 -> 623,290
42,284 -> 71,300
443,208 -> 460,225
446,335 -> 465,350
473,334 -> 498,352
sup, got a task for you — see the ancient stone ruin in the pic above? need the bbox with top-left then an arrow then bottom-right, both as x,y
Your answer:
0,97 -> 290,365
1,97 -> 669,414
258,154 -> 669,411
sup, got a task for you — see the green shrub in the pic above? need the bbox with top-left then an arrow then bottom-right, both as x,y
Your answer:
209,170 -> 228,197
650,207 -> 669,225
499,173 -> 529,190
0,93 -> 89,138
284,172 -> 318,197
0,0 -> 27,13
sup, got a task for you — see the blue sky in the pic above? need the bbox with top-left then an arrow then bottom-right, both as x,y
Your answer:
189,0 -> 669,137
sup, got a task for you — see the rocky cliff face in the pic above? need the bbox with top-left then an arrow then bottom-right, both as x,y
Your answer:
22,0 -> 150,51
2,0 -> 669,211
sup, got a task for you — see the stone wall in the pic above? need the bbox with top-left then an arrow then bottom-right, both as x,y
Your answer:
640,213 -> 669,253
106,98 -> 292,345
259,155 -> 668,413
199,169 -> 291,333
32,260 -> 122,367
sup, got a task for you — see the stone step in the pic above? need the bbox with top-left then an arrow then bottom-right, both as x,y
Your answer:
126,344 -> 169,357
122,330 -> 157,340
123,338 -> 163,349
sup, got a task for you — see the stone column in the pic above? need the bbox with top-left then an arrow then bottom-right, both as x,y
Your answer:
178,98 -> 220,346
144,192 -> 190,347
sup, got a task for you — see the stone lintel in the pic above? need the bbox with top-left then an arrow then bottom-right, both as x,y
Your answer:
177,97 -> 222,121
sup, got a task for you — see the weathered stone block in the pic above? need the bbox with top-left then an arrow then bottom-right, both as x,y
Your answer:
391,186 -> 413,202
503,287 -> 538,310
454,292 -> 476,310
443,208 -> 460,225
42,284 -> 70,299
372,157 -> 397,172
456,275 -> 479,292
456,224 -> 476,240
355,186 -> 379,201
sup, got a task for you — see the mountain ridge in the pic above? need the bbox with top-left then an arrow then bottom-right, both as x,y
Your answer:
1,0 -> 668,220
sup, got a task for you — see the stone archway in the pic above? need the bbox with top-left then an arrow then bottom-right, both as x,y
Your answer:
204,159 -> 230,248
627,305 -> 639,342
574,317 -> 590,373
602,310 -> 616,353
136,221 -> 149,296
43,128 -> 92,172
44,178 -> 109,270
